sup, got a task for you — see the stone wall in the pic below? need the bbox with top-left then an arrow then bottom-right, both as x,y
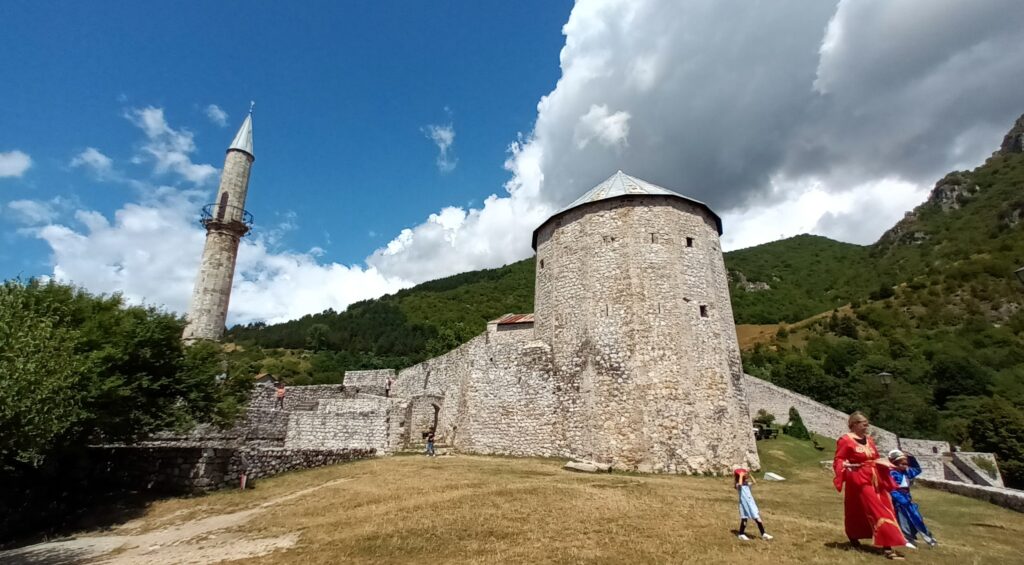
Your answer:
898,438 -> 949,456
953,451 -> 1005,487
249,383 -> 351,411
743,374 -> 899,452
919,478 -> 1024,513
182,149 -> 253,342
285,397 -> 408,453
85,446 -> 374,494
344,369 -> 395,397
531,196 -> 759,473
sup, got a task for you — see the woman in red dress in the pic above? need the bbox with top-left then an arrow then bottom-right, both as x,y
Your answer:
833,411 -> 906,560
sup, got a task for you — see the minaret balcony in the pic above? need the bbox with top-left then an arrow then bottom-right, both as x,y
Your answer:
200,203 -> 254,236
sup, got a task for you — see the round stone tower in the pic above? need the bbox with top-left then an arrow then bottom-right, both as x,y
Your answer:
182,108 -> 255,342
532,171 -> 759,474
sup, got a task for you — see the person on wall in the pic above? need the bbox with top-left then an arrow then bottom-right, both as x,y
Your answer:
832,411 -> 907,561
274,381 -> 286,410
733,468 -> 773,541
887,449 -> 938,548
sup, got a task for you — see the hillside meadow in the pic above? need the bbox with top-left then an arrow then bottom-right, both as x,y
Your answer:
8,436 -> 1021,564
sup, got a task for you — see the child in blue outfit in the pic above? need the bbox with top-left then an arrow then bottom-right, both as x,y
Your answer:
887,450 -> 938,549
734,468 -> 773,541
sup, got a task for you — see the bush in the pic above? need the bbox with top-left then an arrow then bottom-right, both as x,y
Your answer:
753,409 -> 775,427
785,407 -> 811,440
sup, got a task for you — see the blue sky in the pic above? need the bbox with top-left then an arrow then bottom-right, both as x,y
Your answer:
0,1 -> 570,274
2,1 -> 1023,325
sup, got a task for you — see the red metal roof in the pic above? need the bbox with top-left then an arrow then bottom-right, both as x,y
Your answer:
493,313 -> 535,325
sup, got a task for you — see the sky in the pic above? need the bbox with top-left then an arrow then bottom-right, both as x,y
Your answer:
2,0 -> 1023,326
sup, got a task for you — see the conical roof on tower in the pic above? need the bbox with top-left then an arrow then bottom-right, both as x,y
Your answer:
532,170 -> 722,249
228,110 -> 254,159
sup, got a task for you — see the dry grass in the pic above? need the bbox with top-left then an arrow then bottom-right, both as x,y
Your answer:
78,437 -> 1024,564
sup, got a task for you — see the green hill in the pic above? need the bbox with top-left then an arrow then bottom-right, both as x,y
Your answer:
725,235 -> 881,323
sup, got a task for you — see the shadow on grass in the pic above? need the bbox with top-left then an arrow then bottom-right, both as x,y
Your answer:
0,543 -> 98,565
824,540 -> 887,556
1,489 -> 165,551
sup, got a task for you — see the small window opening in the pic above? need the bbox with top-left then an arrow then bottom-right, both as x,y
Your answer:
540,259 -> 545,269
699,305 -> 709,318
216,192 -> 229,221
686,237 -> 694,248
650,233 -> 656,243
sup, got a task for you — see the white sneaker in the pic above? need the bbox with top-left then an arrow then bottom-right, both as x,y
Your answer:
737,534 -> 751,541
904,542 -> 917,550
762,533 -> 774,540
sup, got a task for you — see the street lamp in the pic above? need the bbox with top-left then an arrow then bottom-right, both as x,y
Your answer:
1015,266 -> 1024,287
876,372 -> 902,450
877,371 -> 893,388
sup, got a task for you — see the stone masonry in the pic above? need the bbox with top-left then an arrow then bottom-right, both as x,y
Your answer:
183,114 -> 255,342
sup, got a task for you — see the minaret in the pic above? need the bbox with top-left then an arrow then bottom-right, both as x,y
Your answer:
183,104 -> 255,342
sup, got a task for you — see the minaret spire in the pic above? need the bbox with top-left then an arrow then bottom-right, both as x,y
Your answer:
183,106 -> 257,343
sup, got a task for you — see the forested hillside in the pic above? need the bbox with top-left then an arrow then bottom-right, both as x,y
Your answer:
744,116 -> 1024,486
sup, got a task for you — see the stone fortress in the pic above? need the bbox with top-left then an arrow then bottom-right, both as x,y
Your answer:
376,171 -> 762,474
147,113 -> 1015,510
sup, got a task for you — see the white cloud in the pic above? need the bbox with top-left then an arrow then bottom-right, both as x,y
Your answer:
424,124 -> 457,172
23,0 -> 1024,326
31,188 -> 410,325
0,150 -> 32,178
371,0 -> 1024,287
7,199 -> 62,225
721,178 -> 928,250
125,107 -> 218,185
205,104 -> 229,127
573,104 -> 631,149
70,147 -> 115,179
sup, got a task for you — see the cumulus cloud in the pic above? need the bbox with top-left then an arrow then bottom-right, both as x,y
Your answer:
205,104 -> 229,127
424,124 -> 457,172
125,107 -> 218,185
7,199 -> 62,225
573,104 -> 631,150
0,150 -> 32,178
24,0 -> 1024,325
25,109 -> 409,325
70,147 -> 115,179
374,0 -> 1024,287
32,188 -> 410,325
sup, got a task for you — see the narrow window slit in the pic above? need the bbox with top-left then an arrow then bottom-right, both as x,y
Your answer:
699,305 -> 709,318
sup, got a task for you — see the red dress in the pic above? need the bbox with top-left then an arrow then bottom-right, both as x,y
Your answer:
832,433 -> 905,547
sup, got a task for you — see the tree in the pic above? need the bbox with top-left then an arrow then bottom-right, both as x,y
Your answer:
930,354 -> 993,407
306,323 -> 330,352
965,396 -> 1024,489
0,279 -> 248,470
0,281 -> 88,468
785,407 -> 811,440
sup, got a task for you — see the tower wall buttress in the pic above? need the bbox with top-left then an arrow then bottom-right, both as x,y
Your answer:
532,196 -> 760,473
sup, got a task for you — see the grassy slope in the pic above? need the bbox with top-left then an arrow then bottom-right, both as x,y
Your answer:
102,437 -> 1024,565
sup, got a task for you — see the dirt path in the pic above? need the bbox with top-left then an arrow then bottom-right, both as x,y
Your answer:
0,478 -> 352,565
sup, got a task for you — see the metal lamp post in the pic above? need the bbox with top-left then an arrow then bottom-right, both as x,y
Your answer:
876,372 -> 902,450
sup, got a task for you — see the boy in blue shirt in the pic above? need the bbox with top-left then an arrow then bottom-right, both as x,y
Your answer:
888,450 -> 938,548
